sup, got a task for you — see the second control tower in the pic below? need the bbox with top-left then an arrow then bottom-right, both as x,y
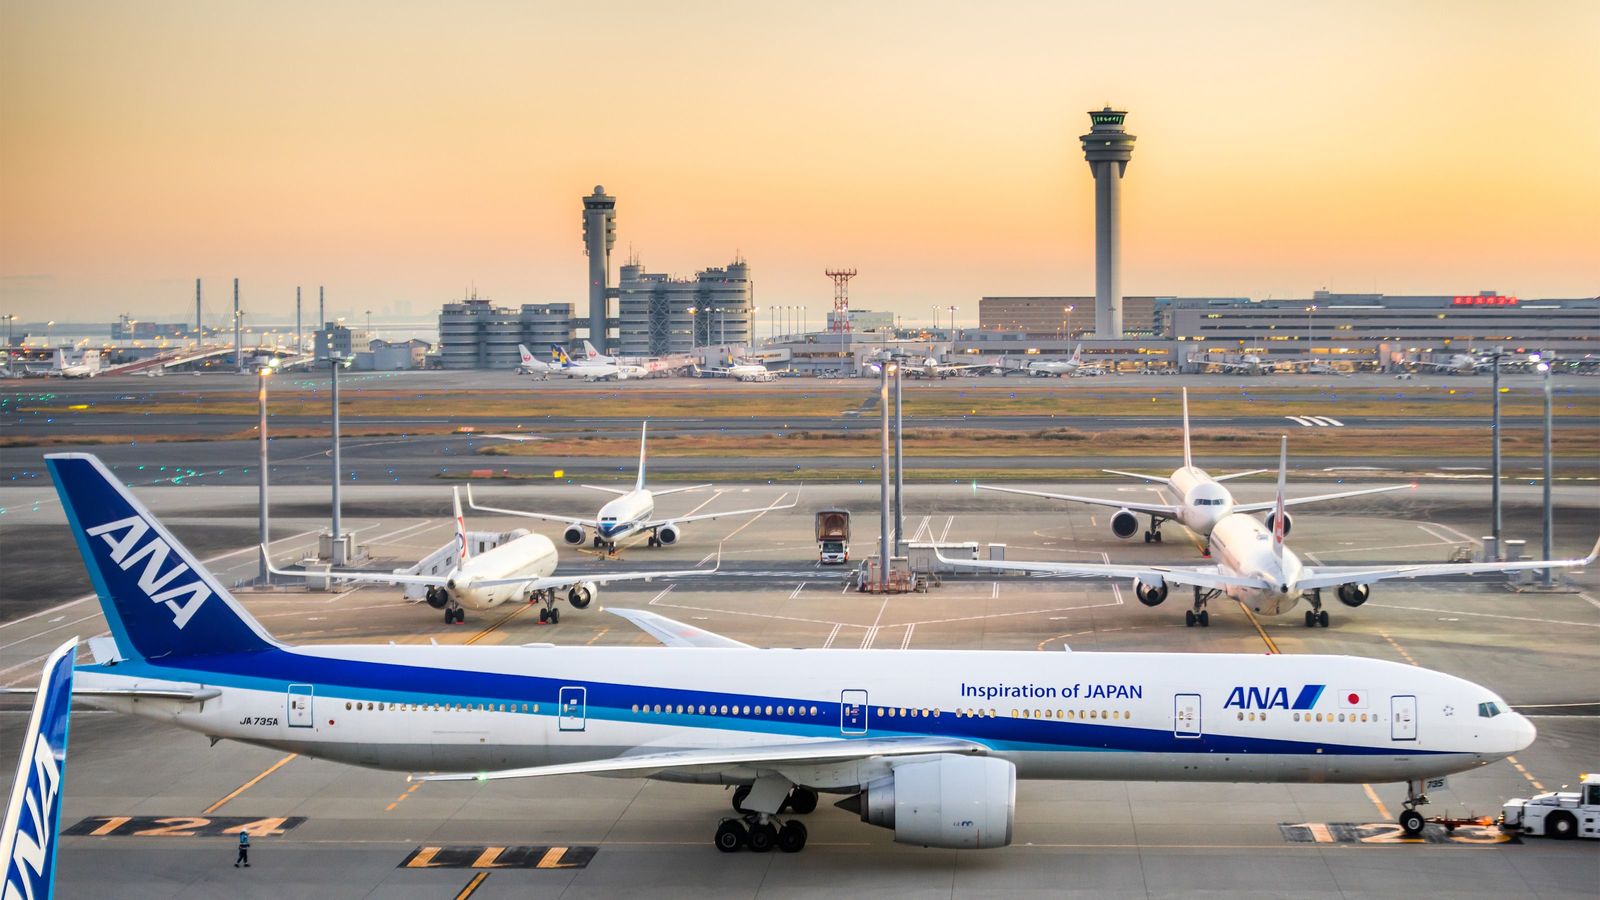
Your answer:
582,185 -> 617,353
1080,108 -> 1136,338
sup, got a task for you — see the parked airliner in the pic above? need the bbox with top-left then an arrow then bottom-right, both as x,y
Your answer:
516,344 -> 563,379
1003,344 -> 1104,378
47,450 -> 1537,852
946,436 -> 1597,629
979,388 -> 1409,552
2,639 -> 74,900
266,487 -> 714,624
469,422 -> 797,552
551,345 -> 646,381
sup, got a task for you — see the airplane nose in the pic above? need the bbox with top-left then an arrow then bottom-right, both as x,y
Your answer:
1512,713 -> 1537,752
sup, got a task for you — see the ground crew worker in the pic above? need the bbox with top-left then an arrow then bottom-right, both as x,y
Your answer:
235,829 -> 251,867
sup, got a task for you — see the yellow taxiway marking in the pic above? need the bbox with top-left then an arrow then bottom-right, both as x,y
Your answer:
454,872 -> 490,899
1236,602 -> 1280,654
203,753 -> 298,815
1379,631 -> 1419,666
464,603 -> 531,645
584,627 -> 610,646
1507,755 -> 1546,792
1362,783 -> 1392,820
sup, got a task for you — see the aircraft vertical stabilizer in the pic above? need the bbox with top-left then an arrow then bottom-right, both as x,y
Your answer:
0,638 -> 76,900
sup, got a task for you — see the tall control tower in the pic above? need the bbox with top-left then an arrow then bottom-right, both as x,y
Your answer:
582,185 -> 617,352
1079,108 -> 1136,338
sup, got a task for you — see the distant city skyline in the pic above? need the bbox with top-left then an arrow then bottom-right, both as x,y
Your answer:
2,2 -> 1596,324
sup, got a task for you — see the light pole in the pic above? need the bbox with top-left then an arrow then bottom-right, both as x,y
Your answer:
257,367 -> 271,584
893,359 -> 904,549
1533,353 -> 1554,585
688,307 -> 698,350
800,305 -> 806,336
329,350 -> 346,563
879,361 -> 894,591
1306,305 -> 1317,359
945,305 -> 959,339
932,304 -> 939,334
1490,347 -> 1504,558
1062,305 -> 1075,340
46,320 -> 55,348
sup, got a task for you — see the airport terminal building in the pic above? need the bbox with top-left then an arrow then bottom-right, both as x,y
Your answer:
437,297 -> 575,370
616,258 -> 755,357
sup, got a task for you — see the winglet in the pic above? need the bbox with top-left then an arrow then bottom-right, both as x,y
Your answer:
1271,435 -> 1288,560
453,486 -> 469,563
1181,387 -> 1194,469
636,420 -> 649,491
1582,536 -> 1600,566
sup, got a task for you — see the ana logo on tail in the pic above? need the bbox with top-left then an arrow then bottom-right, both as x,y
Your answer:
2,639 -> 75,900
84,516 -> 212,629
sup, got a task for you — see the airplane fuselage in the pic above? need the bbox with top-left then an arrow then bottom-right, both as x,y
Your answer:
595,490 -> 655,542
449,533 -> 559,609
1206,514 -> 1305,615
74,647 -> 1534,787
1166,466 -> 1235,537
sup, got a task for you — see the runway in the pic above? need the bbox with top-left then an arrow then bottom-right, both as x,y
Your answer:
2,481 -> 1596,897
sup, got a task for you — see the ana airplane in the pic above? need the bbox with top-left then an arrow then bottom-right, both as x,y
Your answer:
468,422 -> 797,551
979,388 -> 1409,552
1,639 -> 75,900
47,450 -> 1539,852
51,349 -> 102,379
946,436 -> 1598,629
516,344 -> 563,378
551,345 -> 646,381
266,487 -> 715,624
1003,345 -> 1104,378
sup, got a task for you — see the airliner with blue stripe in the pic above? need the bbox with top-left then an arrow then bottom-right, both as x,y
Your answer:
47,452 -> 1535,853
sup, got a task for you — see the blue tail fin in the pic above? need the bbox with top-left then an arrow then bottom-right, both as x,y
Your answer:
1,638 -> 75,900
46,453 -> 279,661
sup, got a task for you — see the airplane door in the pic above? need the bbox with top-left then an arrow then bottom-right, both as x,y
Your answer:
558,686 -> 587,732
840,690 -> 868,735
1390,695 -> 1417,741
1173,693 -> 1201,738
287,684 -> 314,729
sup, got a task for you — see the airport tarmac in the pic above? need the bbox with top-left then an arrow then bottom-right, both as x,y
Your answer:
2,481 -> 1596,897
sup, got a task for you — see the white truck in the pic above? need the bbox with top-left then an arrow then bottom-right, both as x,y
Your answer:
816,509 -> 850,565
1500,773 -> 1600,839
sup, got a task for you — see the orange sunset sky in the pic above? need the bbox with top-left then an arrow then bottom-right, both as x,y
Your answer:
2,1 -> 1596,325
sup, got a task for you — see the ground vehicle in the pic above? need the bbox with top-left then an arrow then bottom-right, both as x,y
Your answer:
1501,773 -> 1600,839
816,508 -> 850,564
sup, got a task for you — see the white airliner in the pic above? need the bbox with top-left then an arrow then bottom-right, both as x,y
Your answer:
1206,352 -> 1277,375
1412,353 -> 1492,374
946,436 -> 1597,629
552,345 -> 646,381
979,388 -> 1409,551
468,422 -> 797,551
45,450 -> 1540,852
51,349 -> 102,379
266,487 -> 715,624
1,638 -> 74,900
701,360 -> 776,382
1004,345 -> 1104,378
581,340 -> 616,365
516,344 -> 563,378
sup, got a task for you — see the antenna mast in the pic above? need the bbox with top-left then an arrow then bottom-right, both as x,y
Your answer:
825,268 -> 857,333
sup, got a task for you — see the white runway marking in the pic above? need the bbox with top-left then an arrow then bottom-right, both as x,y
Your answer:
788,582 -> 807,600
939,516 -> 956,543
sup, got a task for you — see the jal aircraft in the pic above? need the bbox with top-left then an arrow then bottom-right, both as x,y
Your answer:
50,349 -> 102,379
1,638 -> 75,900
946,436 -> 1597,629
45,450 -> 1540,852
468,422 -> 797,551
701,360 -> 776,382
516,344 -> 563,379
267,487 -> 715,624
979,388 -> 1409,551
1004,345 -> 1104,378
551,345 -> 646,381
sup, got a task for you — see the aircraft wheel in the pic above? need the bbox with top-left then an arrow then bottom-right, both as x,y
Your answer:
1305,611 -> 1316,628
746,822 -> 777,853
1399,809 -> 1425,837
454,608 -> 466,624
786,787 -> 818,815
538,608 -> 550,624
548,607 -> 560,625
714,819 -> 746,852
443,608 -> 454,624
1154,531 -> 1163,543
593,536 -> 603,548
731,785 -> 752,813
1317,610 -> 1330,628
1198,610 -> 1210,628
777,820 -> 808,853
1185,610 -> 1196,627
1143,531 -> 1153,543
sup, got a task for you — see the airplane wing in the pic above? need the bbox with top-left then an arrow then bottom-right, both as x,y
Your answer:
650,484 -> 712,497
414,735 -> 987,783
1101,469 -> 1172,484
932,547 -> 1272,593
1233,483 -> 1413,513
1295,537 -> 1599,591
976,484 -> 1179,518
263,554 -> 454,587
578,485 -> 630,495
607,608 -> 752,649
490,555 -> 720,591
642,491 -> 799,527
1211,469 -> 1269,482
466,486 -> 601,527
1207,360 -> 1255,369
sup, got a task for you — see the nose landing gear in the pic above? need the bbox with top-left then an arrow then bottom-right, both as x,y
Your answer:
1186,586 -> 1217,627
1399,780 -> 1431,836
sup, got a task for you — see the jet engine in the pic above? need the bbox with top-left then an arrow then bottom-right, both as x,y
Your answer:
562,524 -> 586,546
424,585 -> 450,610
1336,582 -> 1370,607
1134,577 -> 1168,607
656,522 -> 681,545
1110,509 -> 1141,540
1263,510 -> 1294,538
839,754 -> 1015,849
567,581 -> 597,609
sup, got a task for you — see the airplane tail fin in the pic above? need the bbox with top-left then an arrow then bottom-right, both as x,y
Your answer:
52,349 -> 65,371
518,344 -> 534,366
1181,387 -> 1194,469
583,340 -> 601,360
550,345 -> 572,366
45,453 -> 280,662
0,638 -> 75,899
1271,435 -> 1288,561
636,421 -> 649,491
453,486 -> 470,563
1070,343 -> 1083,364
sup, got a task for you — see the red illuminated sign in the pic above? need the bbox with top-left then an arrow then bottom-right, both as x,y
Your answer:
1452,296 -> 1518,306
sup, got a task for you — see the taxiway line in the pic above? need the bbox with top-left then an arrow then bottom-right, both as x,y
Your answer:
202,753 -> 298,815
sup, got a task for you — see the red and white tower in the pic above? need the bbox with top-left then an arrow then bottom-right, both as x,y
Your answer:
825,268 -> 857,333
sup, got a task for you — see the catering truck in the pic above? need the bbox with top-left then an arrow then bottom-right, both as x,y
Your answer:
816,509 -> 850,565
1501,773 -> 1600,839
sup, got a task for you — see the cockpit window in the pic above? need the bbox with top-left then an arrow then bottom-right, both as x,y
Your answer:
1477,701 -> 1503,718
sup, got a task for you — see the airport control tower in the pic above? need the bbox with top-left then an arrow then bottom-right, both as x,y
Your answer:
582,185 -> 617,353
1080,108 -> 1136,338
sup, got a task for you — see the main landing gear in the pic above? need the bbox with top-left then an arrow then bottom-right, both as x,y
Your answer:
529,589 -> 561,625
1399,779 -> 1430,837
717,784 -> 818,853
443,604 -> 464,625
426,587 -> 466,624
1185,586 -> 1217,627
1303,588 -> 1330,628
